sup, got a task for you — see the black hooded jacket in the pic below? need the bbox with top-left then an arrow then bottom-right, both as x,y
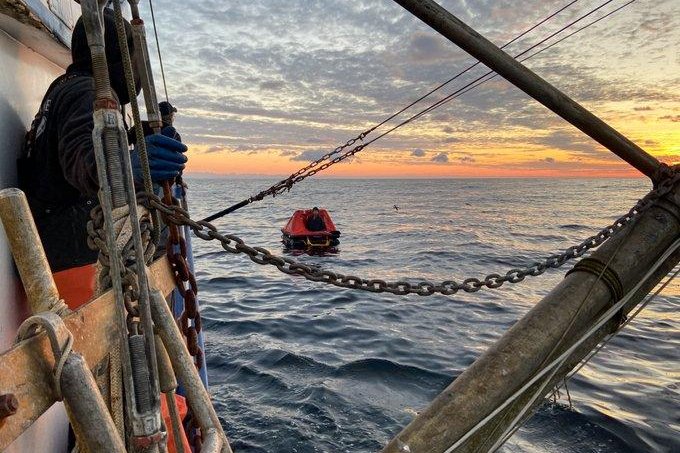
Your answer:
19,9 -> 136,272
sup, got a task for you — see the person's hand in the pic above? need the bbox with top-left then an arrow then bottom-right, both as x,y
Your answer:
131,133 -> 188,184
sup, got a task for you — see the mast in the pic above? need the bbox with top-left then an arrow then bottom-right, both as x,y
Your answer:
392,0 -> 660,179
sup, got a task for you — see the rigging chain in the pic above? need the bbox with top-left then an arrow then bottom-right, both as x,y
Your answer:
151,166 -> 680,298
203,0 -> 628,222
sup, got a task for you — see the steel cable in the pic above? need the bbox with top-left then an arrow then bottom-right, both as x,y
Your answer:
148,0 -> 170,103
203,0 -> 597,221
216,0 -> 627,207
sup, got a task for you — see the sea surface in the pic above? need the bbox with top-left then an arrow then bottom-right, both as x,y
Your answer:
184,177 -> 679,453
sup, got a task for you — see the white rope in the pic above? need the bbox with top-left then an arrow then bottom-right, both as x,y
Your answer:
490,263 -> 680,451
444,237 -> 680,453
559,263 -> 680,386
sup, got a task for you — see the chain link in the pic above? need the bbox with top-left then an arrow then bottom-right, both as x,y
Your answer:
87,202 -> 155,331
162,181 -> 204,370
249,133 -> 370,201
203,130 -> 373,221
145,165 -> 680,297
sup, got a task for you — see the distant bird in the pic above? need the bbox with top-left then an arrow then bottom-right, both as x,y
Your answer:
393,205 -> 399,211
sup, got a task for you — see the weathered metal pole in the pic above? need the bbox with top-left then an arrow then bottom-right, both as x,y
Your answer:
392,0 -> 660,179
149,290 -> 232,453
17,313 -> 126,453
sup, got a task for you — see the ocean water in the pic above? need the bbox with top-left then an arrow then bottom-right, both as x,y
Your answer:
184,177 -> 679,453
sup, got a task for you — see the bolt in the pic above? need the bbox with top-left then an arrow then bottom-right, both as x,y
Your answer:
0,394 -> 18,417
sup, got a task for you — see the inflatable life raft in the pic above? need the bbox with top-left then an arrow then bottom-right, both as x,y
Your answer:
281,209 -> 340,249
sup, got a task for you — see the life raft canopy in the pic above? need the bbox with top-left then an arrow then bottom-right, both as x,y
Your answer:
281,208 -> 340,249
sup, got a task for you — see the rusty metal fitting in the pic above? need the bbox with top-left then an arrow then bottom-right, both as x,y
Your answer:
94,98 -> 119,110
132,430 -> 165,449
148,120 -> 164,131
0,394 -> 18,418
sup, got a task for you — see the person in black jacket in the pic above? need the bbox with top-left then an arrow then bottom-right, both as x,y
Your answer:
18,9 -> 187,308
306,207 -> 326,232
128,101 -> 181,144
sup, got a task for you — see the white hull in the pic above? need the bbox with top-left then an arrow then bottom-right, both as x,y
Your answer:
0,1 -> 78,451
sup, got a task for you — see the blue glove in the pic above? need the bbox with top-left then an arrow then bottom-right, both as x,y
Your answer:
131,133 -> 188,184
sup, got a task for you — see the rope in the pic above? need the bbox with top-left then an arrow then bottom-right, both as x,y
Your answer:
203,0 -> 629,222
442,237 -> 680,452
113,0 -> 160,243
558,262 -> 680,390
363,0 -> 620,147
16,314 -> 74,402
52,333 -> 73,401
148,0 -> 169,103
441,0 -> 638,107
491,263 -> 680,451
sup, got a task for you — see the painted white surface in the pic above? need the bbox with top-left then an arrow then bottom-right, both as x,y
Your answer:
0,16 -> 71,453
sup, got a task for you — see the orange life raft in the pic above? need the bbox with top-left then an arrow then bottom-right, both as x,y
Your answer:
281,209 -> 340,249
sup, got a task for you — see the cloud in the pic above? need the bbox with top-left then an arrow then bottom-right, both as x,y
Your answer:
205,145 -> 227,154
458,155 -> 475,164
290,149 -> 329,161
279,150 -> 297,156
136,0 -> 679,176
406,32 -> 460,63
431,152 -> 449,163
411,148 -> 426,157
259,80 -> 286,91
542,157 -> 556,163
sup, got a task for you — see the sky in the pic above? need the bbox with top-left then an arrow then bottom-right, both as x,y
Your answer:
140,0 -> 680,178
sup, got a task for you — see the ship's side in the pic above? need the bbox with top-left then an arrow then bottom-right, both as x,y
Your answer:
0,1 -> 77,451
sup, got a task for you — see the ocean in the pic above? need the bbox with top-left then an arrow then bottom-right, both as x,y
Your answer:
184,177 -> 679,453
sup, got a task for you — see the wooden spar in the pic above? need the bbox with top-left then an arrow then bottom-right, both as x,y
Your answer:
381,189 -> 680,451
0,257 -> 175,451
392,0 -> 660,179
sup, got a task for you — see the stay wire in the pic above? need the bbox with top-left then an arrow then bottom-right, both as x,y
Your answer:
558,262 -> 680,389
148,0 -> 170,103
446,0 -> 637,105
202,0 -> 584,222
363,0 -> 619,148
367,0 -> 582,134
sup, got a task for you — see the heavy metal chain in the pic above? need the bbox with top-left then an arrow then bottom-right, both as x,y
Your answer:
202,0 -> 629,224
147,165 -> 680,297
162,182 -> 204,370
202,129 -> 374,221
87,202 -> 155,331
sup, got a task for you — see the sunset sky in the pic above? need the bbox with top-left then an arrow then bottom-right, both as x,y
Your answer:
142,0 -> 679,178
